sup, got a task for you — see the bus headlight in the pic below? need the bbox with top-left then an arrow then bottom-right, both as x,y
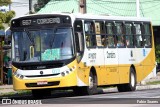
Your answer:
20,75 -> 24,79
61,66 -> 76,77
61,72 -> 65,76
13,71 -> 24,79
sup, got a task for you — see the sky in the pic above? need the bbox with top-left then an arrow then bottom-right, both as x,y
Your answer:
11,0 -> 37,18
11,0 -> 29,18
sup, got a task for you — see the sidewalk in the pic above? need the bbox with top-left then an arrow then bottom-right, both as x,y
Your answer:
0,72 -> 160,95
0,85 -> 16,95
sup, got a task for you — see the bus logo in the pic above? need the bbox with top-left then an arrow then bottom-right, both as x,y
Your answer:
131,50 -> 133,57
52,69 -> 60,74
40,71 -> 43,75
107,51 -> 116,58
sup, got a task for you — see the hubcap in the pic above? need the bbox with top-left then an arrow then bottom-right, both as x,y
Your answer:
89,76 -> 94,89
131,72 -> 135,87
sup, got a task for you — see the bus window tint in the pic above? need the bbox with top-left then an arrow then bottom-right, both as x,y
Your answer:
143,24 -> 152,47
95,21 -> 106,47
105,22 -> 115,47
116,23 -> 125,47
85,21 -> 96,47
135,24 -> 143,47
125,23 -> 134,47
74,20 -> 83,32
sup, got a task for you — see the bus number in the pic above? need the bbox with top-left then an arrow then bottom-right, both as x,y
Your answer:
88,53 -> 96,59
22,20 -> 32,26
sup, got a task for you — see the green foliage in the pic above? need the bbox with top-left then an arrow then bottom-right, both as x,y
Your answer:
0,0 -> 11,6
0,0 -> 15,30
155,44 -> 160,63
0,12 -> 6,22
34,0 -> 50,12
0,23 -> 5,30
146,81 -> 160,85
5,11 -> 15,23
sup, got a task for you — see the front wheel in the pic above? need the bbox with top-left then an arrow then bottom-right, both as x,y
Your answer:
117,67 -> 136,92
73,72 -> 97,95
84,71 -> 97,95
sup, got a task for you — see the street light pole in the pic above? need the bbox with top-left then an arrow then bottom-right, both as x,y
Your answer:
136,0 -> 140,17
79,0 -> 86,14
29,0 -> 32,14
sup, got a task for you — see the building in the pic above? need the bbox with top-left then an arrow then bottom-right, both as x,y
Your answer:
38,0 -> 160,45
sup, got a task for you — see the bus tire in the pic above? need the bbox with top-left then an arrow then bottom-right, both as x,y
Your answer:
84,71 -> 97,95
32,89 -> 51,98
117,67 -> 136,92
73,72 -> 97,95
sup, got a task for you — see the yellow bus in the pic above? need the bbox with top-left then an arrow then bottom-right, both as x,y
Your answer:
10,13 -> 156,97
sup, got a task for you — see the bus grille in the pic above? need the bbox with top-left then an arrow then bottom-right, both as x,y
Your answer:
25,81 -> 60,87
25,73 -> 60,77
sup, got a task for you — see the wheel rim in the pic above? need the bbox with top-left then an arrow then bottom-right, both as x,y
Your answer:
89,76 -> 94,89
131,72 -> 135,87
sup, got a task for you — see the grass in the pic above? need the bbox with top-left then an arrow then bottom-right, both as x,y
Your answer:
146,81 -> 160,85
0,90 -> 31,96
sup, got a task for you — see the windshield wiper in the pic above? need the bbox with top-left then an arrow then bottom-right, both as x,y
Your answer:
25,30 -> 35,46
50,28 -> 58,48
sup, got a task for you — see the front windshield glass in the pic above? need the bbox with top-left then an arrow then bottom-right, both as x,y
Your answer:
12,28 -> 74,62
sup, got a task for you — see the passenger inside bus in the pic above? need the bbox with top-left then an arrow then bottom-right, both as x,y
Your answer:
117,36 -> 125,47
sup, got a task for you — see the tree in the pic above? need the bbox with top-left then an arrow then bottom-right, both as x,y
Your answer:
155,44 -> 160,63
0,0 -> 15,30
0,0 -> 11,6
34,0 -> 50,12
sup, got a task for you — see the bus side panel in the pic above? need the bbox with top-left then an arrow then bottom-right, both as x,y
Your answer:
135,64 -> 144,82
141,24 -> 156,81
77,61 -> 90,86
118,65 -> 130,84
118,48 -> 135,84
142,48 -> 156,80
135,48 -> 145,82
95,66 -> 107,85
103,48 -> 119,85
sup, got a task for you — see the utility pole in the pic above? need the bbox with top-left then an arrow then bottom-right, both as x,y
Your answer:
29,0 -> 32,14
136,0 -> 140,17
79,0 -> 86,14
9,4 -> 11,11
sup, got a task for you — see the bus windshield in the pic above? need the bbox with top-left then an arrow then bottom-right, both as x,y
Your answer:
12,28 -> 74,62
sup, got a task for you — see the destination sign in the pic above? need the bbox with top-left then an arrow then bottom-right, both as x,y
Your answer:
11,15 -> 71,28
21,18 -> 60,26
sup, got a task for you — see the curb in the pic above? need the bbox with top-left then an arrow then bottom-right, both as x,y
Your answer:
136,84 -> 160,90
1,84 -> 160,95
102,84 -> 160,93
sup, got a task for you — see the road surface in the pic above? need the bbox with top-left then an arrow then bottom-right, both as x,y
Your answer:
0,88 -> 160,105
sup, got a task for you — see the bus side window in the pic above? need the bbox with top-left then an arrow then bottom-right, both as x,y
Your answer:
115,22 -> 125,47
125,23 -> 134,47
95,21 -> 106,47
105,22 -> 115,47
74,20 -> 83,32
135,23 -> 143,47
143,23 -> 152,47
84,21 -> 96,47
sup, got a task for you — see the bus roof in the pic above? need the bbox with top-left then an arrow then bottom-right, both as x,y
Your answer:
12,12 -> 151,22
74,14 -> 151,22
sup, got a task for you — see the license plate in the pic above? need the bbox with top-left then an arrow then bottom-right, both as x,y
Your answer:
37,81 -> 48,85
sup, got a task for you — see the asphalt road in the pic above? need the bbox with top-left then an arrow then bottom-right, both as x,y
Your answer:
0,88 -> 160,105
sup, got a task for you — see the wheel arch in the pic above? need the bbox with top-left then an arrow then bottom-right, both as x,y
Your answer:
89,66 -> 98,84
90,66 -> 97,77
